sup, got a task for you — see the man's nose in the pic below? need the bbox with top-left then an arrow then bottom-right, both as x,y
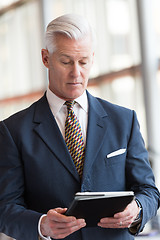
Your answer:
71,63 -> 81,78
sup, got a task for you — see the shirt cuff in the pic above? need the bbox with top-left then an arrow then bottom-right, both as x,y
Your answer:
38,214 -> 51,240
129,199 -> 143,234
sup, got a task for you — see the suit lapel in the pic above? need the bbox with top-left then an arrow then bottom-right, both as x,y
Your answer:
33,93 -> 109,183
33,94 -> 80,181
82,92 -> 109,181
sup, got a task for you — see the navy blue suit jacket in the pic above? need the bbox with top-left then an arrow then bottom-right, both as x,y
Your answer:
0,91 -> 159,240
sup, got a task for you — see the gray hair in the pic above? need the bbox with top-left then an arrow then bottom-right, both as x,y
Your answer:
45,14 -> 96,53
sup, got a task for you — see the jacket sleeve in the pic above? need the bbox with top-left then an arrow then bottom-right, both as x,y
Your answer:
0,121 -> 42,240
126,111 -> 160,234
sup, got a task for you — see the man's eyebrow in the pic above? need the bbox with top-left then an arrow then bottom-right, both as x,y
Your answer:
81,57 -> 89,59
60,54 -> 70,58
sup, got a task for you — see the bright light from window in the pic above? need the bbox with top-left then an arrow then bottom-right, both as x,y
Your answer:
111,76 -> 135,93
106,0 -> 130,34
0,0 -> 19,8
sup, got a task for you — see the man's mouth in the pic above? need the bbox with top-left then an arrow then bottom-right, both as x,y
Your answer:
68,82 -> 81,85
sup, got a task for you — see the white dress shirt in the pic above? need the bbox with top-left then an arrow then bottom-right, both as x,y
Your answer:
46,87 -> 88,146
38,88 -> 89,239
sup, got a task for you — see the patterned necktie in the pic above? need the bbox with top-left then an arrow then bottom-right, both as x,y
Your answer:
65,101 -> 85,178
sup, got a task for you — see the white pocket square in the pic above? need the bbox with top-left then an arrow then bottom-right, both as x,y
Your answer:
107,148 -> 126,158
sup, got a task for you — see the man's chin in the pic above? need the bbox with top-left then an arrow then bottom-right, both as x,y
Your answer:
65,90 -> 85,100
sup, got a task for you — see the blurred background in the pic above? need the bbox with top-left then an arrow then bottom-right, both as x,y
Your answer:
0,0 -> 160,239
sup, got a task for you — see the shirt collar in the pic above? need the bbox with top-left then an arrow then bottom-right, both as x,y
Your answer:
46,88 -> 88,116
75,91 -> 88,113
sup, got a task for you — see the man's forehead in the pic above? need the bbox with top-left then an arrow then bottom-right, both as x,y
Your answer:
59,54 -> 90,59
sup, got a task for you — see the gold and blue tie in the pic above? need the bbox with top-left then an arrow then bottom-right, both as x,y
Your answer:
65,101 -> 85,178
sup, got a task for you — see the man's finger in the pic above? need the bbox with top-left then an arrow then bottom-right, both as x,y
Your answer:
47,208 -> 76,222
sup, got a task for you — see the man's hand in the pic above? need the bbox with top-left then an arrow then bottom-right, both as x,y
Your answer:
40,207 -> 86,239
98,200 -> 140,229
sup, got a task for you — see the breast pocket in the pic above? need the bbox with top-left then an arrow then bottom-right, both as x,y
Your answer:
105,150 -> 126,166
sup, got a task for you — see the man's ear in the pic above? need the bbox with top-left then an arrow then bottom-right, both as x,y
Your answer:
41,49 -> 49,68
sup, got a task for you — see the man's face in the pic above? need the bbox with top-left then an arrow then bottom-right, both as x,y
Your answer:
42,34 -> 94,100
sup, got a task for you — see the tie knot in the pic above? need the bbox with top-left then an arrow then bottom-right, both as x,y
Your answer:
65,101 -> 75,110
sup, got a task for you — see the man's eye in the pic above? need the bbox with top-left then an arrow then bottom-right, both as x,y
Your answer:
62,62 -> 70,65
80,62 -> 87,65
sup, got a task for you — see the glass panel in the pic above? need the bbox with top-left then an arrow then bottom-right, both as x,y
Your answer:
0,0 -> 45,100
0,93 -> 43,120
105,0 -> 140,71
0,0 -> 19,8
152,0 -> 160,57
